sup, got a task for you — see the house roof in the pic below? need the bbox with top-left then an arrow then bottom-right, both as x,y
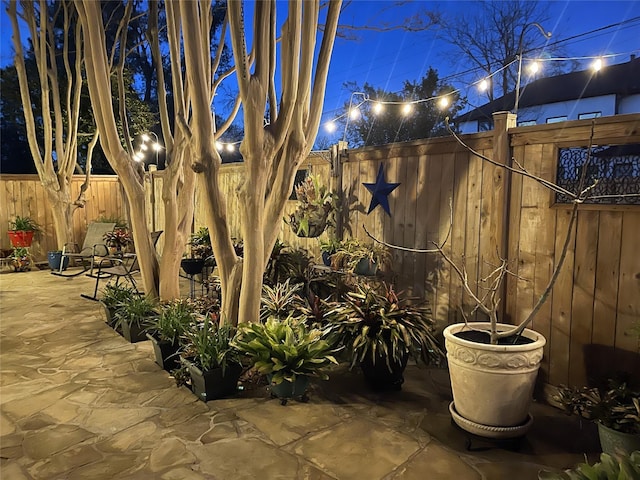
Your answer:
455,57 -> 640,123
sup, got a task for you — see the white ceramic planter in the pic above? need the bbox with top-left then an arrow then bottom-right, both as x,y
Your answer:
444,322 -> 546,437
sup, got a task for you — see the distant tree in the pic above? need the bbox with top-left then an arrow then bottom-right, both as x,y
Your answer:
440,0 -> 559,101
342,69 -> 465,147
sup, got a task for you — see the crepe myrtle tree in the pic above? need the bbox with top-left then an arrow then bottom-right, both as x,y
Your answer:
8,0 -> 99,249
188,0 -> 341,325
76,0 -> 342,321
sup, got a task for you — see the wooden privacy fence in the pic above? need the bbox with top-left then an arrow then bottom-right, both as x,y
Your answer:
1,175 -> 126,259
2,114 -> 638,389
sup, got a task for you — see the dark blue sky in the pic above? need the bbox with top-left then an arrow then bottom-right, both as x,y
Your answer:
317,1 -> 640,142
2,1 -> 638,144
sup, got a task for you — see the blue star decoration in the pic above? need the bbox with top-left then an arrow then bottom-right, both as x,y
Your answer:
363,163 -> 400,216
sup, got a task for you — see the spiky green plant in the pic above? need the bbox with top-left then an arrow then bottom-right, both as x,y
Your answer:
260,280 -> 307,322
112,295 -> 158,330
101,283 -> 137,310
324,282 -> 444,372
181,319 -> 240,373
232,317 -> 339,385
147,299 -> 197,344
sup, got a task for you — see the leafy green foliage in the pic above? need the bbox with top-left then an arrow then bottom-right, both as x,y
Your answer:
9,216 -> 41,232
232,317 -> 339,385
538,451 -> 640,480
188,227 -> 213,260
556,381 -> 640,434
260,280 -> 307,323
147,299 -> 196,344
112,295 -> 158,330
101,283 -> 137,310
181,319 -> 240,372
264,242 -> 314,286
324,283 -> 444,372
288,174 -> 338,237
331,238 -> 390,272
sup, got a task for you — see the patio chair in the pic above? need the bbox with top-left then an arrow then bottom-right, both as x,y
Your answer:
52,222 -> 115,277
81,231 -> 162,301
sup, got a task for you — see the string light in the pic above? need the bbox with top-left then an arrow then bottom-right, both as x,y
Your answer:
317,49 -> 637,138
592,57 -> 603,71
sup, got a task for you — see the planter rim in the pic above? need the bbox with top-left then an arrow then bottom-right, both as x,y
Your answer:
443,322 -> 546,352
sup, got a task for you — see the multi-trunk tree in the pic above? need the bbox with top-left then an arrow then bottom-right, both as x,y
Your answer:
76,0 -> 342,323
8,0 -> 95,248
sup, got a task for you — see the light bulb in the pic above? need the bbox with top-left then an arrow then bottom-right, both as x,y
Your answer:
402,103 -> 413,115
349,107 -> 360,120
478,79 -> 489,91
438,97 -> 450,109
528,61 -> 540,74
373,102 -> 383,114
592,58 -> 603,72
140,143 -> 148,151
133,152 -> 144,162
141,134 -> 150,142
215,142 -> 223,151
325,121 -> 336,133
226,143 -> 235,152
152,143 -> 161,152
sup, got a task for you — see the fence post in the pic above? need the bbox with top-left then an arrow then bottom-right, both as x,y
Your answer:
330,141 -> 347,241
492,111 -> 517,322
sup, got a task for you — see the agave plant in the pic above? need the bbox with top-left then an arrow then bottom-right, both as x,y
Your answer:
324,282 -> 444,372
232,317 -> 339,385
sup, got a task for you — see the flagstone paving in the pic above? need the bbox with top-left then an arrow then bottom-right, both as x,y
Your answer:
1,269 -> 601,479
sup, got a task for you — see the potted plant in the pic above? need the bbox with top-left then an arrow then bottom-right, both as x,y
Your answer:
555,380 -> 640,455
180,317 -> 242,402
232,317 -> 339,404
331,239 -> 389,276
8,215 -> 41,248
260,280 -> 307,322
10,247 -> 32,272
287,174 -> 337,238
538,451 -> 640,479
100,283 -> 138,328
112,295 -> 157,343
146,299 -> 195,371
103,228 -> 133,255
181,227 -> 213,275
324,282 -> 444,391
319,237 -> 340,266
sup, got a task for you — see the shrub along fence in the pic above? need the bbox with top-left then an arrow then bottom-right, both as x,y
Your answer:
2,113 -> 638,391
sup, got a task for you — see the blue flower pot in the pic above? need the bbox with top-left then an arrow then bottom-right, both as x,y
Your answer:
47,251 -> 69,271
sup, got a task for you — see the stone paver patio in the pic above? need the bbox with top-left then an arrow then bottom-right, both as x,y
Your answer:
1,269 -> 600,479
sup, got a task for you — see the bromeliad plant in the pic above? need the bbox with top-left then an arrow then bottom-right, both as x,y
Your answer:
260,280 -> 307,322
232,317 -> 339,386
288,174 -> 337,237
324,282 -> 444,372
103,228 -> 133,250
330,238 -> 390,273
555,380 -> 640,435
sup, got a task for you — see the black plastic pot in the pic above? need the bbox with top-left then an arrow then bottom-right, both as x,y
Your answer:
185,360 -> 242,402
181,258 -> 205,275
360,351 -> 408,392
354,258 -> 378,276
147,334 -> 180,371
121,321 -> 148,343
